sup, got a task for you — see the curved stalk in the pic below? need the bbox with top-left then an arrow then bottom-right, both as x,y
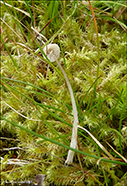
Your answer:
42,43 -> 78,164
56,59 -> 78,164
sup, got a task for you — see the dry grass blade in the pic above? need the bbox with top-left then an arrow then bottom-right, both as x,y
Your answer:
97,157 -> 110,166
113,16 -> 127,32
3,100 -> 41,122
31,26 -> 48,44
88,0 -> 98,36
105,141 -> 127,163
1,18 -> 25,44
78,125 -> 115,160
0,1 -> 31,17
1,157 -> 31,166
115,1 -> 127,19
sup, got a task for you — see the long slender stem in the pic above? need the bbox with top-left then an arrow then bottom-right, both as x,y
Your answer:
56,59 -> 78,164
41,40 -> 78,164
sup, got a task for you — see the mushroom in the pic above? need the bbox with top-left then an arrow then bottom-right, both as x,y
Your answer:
43,44 -> 60,62
31,22 -> 78,164
43,43 -> 78,164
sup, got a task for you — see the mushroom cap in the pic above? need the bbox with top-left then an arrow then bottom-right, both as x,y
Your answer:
43,44 -> 60,62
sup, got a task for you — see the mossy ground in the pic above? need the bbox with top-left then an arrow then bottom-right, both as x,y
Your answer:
1,1 -> 127,185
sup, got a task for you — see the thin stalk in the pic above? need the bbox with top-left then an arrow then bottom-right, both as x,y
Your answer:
56,59 -> 78,164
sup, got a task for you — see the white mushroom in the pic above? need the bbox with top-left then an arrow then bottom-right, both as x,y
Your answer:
43,43 -> 78,164
41,41 -> 78,164
43,44 -> 60,62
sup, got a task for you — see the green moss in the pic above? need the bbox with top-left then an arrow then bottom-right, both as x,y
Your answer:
1,1 -> 127,185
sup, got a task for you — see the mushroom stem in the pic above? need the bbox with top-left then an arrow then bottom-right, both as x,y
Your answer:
56,59 -> 78,164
